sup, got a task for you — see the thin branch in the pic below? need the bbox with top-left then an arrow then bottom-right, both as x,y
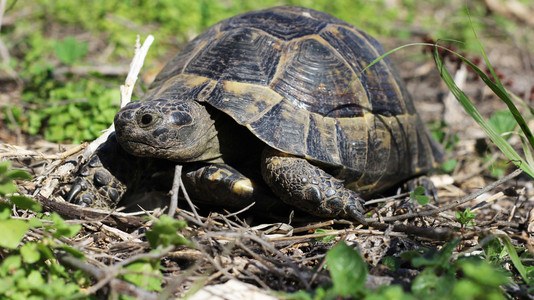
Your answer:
82,34 -> 154,162
178,172 -> 202,224
57,252 -> 158,300
365,168 -> 522,223
168,165 -> 181,218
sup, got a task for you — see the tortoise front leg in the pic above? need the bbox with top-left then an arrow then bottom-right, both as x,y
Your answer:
182,163 -> 279,211
261,148 -> 366,224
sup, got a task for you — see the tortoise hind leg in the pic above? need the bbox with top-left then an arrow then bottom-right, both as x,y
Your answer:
261,148 -> 366,224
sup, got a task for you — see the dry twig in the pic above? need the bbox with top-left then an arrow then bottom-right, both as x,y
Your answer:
365,168 -> 522,224
82,35 -> 154,162
57,252 -> 158,299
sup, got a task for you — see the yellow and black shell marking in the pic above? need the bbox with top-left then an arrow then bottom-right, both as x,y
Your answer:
146,6 -> 443,195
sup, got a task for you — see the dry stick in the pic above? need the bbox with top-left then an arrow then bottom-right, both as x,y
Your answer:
178,173 -> 202,223
81,34 -> 154,162
168,165 -> 181,218
200,229 -> 310,288
292,220 -> 335,233
507,187 -> 525,222
168,165 -> 201,224
159,259 -> 206,299
244,233 -> 311,290
222,202 -> 257,219
176,208 -> 205,227
0,143 -> 86,160
57,252 -> 158,300
115,245 -> 175,268
365,168 -> 522,224
86,246 -> 175,294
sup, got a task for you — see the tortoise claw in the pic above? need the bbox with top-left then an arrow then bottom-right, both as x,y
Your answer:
66,178 -> 98,207
65,159 -> 126,209
66,180 -> 83,203
346,204 -> 367,225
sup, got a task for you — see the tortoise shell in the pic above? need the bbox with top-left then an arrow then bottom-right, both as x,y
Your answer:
144,6 -> 442,194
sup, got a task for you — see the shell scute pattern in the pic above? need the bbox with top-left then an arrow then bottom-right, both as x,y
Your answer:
143,6 -> 441,192
184,27 -> 282,85
319,25 -> 405,116
223,7 -> 329,40
206,81 -> 282,125
270,37 -> 363,118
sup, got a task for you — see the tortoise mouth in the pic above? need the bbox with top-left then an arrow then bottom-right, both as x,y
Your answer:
121,140 -> 173,158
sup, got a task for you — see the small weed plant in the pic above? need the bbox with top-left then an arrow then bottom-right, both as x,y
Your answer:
287,239 -> 513,300
0,161 -> 87,298
0,161 -> 195,298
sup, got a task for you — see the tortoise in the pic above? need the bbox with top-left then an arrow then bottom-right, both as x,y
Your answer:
67,6 -> 443,224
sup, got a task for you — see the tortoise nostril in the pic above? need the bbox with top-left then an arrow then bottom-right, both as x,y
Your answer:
141,114 -> 153,126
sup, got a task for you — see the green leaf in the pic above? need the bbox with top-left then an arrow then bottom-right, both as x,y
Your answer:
4,169 -> 32,181
501,236 -> 529,283
413,268 -> 456,298
441,159 -> 458,173
410,186 -> 431,205
456,258 -> 510,287
411,241 -> 458,271
0,219 -> 29,249
9,195 -> 42,212
145,215 -> 191,248
49,212 -> 81,238
451,279 -> 483,300
0,161 -> 10,174
456,208 -> 476,226
488,110 -> 517,139
0,205 -> 12,220
37,242 -> 55,260
411,268 -> 439,295
123,261 -> 162,292
0,277 -> 13,294
326,241 -> 368,296
20,242 -> 40,264
0,254 -> 21,274
432,42 -> 534,178
313,228 -> 336,242
54,37 -> 88,65
59,244 -> 85,259
0,181 -> 18,196
381,256 -> 401,272
366,285 -> 414,300
27,269 -> 45,288
28,217 -> 43,228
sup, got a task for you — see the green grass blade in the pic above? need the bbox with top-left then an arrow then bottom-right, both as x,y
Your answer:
521,135 -> 534,170
346,42 -> 438,94
345,41 -> 534,178
501,236 -> 529,283
432,47 -> 534,178
445,49 -> 534,152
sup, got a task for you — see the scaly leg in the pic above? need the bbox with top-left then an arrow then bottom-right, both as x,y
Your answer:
261,148 -> 366,224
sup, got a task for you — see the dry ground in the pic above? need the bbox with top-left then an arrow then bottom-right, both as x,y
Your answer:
3,3 -> 534,299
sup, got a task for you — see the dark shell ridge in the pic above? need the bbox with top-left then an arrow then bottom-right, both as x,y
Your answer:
145,6 -> 441,191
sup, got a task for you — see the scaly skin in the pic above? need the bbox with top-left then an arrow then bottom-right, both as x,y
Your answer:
261,148 -> 366,224
66,99 -> 370,222
66,134 -> 129,208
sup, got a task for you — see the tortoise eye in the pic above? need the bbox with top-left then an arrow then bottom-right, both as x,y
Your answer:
138,113 -> 158,128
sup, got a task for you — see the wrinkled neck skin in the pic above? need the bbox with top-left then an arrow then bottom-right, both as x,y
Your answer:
114,99 -> 224,163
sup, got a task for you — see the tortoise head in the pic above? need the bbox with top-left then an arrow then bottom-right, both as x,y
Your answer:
114,98 -> 221,162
